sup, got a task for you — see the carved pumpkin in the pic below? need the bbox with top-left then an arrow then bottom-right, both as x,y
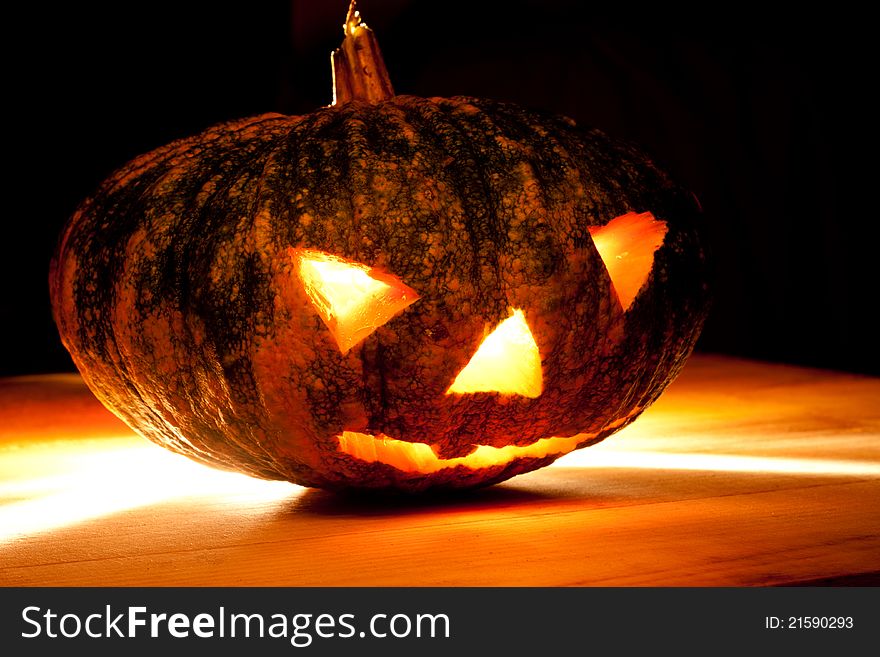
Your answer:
49,3 -> 709,492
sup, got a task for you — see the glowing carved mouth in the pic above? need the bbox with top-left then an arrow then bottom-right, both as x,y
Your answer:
336,413 -> 637,474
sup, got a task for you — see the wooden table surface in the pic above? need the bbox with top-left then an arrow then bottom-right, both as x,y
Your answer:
1,354 -> 878,587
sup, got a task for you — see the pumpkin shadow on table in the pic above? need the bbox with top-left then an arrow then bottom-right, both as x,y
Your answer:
281,468 -> 618,518
287,486 -> 552,518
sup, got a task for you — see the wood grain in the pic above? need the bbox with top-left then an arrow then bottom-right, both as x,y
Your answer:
1,355 -> 878,586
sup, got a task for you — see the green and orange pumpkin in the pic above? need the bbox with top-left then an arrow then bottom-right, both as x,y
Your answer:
50,4 -> 710,492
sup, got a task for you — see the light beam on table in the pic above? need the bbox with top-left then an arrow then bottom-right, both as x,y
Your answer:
0,436 -> 298,543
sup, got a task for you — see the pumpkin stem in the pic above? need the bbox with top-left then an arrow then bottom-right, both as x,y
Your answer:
331,0 -> 395,105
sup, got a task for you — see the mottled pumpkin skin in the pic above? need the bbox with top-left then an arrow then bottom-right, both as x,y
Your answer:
50,96 -> 709,492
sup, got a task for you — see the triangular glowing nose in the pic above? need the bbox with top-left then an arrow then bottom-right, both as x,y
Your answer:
446,309 -> 543,398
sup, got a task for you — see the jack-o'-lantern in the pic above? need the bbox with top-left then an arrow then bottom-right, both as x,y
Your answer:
49,2 -> 710,492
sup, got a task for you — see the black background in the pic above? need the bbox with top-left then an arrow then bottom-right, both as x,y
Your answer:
3,1 -> 876,377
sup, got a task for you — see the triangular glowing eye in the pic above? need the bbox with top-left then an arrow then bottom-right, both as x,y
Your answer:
298,250 -> 419,354
588,211 -> 668,311
446,309 -> 542,398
